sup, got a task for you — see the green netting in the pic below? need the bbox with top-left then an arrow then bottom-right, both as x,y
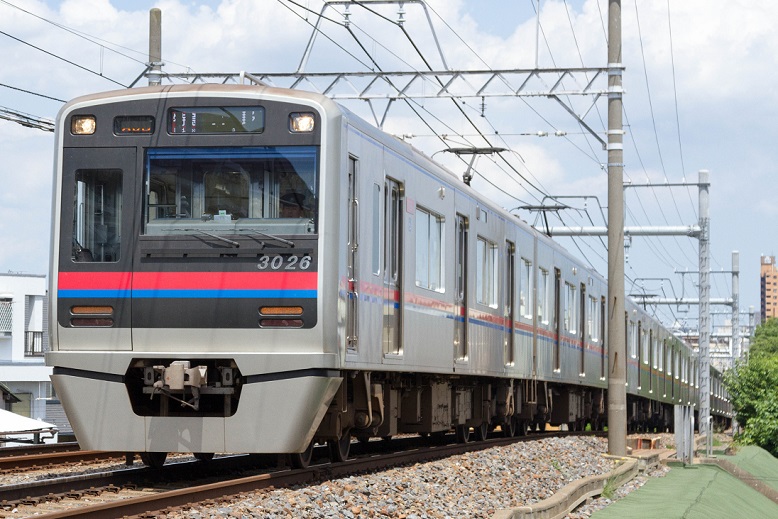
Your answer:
723,445 -> 778,492
590,463 -> 777,519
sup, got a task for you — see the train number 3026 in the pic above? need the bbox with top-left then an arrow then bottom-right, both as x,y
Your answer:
256,255 -> 312,271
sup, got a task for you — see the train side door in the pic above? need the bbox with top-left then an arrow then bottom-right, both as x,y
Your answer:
454,214 -> 469,362
382,178 -> 403,356
580,283 -> 586,376
504,241 -> 516,366
553,267 -> 562,372
346,156 -> 359,352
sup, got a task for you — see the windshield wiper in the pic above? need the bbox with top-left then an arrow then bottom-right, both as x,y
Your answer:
190,229 -> 240,248
239,229 -> 295,248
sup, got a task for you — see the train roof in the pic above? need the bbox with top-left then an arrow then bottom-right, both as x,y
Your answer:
57,83 -> 343,120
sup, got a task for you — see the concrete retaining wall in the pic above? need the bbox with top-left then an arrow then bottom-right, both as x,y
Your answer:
492,458 -> 639,519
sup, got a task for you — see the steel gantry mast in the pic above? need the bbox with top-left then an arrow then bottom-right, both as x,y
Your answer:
136,67 -> 613,131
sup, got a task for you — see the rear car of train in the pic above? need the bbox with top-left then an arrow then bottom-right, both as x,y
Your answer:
46,84 -> 344,458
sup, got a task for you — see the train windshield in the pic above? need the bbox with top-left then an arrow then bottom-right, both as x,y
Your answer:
143,146 -> 318,236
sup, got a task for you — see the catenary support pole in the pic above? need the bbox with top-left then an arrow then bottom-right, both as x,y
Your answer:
732,251 -> 740,363
148,9 -> 162,86
607,0 -> 627,457
698,169 -> 711,456
731,251 -> 740,434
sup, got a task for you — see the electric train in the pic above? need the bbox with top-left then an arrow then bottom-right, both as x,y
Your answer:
46,83 -> 731,468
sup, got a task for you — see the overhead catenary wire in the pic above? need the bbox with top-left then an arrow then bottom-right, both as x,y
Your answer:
664,0 -> 697,220
0,0 -> 193,73
0,29 -> 127,87
281,0 -> 526,205
630,2 -> 699,266
301,0 -> 554,204
0,82 -> 65,103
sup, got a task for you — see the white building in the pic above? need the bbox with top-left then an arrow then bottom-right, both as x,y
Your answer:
0,272 -> 53,421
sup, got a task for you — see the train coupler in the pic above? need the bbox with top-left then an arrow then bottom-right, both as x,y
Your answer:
144,361 -> 208,411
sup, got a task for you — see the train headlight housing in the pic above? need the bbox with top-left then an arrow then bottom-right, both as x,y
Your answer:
71,115 -> 96,135
289,112 -> 315,133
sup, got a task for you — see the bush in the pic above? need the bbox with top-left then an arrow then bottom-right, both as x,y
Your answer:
725,354 -> 778,428
725,318 -> 778,456
739,396 -> 778,457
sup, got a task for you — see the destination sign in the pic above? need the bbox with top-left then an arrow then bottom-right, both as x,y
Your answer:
114,116 -> 155,135
168,106 -> 265,134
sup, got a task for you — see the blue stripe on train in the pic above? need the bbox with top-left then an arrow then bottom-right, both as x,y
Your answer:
59,289 -> 318,299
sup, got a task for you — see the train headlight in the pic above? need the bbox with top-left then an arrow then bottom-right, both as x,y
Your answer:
71,115 -> 96,135
289,112 -> 315,133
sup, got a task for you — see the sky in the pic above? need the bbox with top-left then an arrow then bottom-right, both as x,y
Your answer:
1,0 -> 776,336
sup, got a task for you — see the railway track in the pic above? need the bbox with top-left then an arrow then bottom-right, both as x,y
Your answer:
0,449 -> 127,473
0,442 -> 80,458
1,431 -> 603,518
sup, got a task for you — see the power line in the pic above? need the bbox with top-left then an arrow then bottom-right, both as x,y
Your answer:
298,0 -> 553,203
0,106 -> 54,132
0,28 -> 127,87
0,0 -> 188,72
0,82 -> 65,103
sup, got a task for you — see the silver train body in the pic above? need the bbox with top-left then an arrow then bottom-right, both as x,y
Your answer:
47,84 -> 730,461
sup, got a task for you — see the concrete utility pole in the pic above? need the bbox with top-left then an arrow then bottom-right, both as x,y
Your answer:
732,251 -> 740,362
148,8 -> 162,86
607,0 -> 627,457
698,170 -> 711,456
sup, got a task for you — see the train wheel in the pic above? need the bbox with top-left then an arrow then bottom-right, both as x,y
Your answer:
291,440 -> 315,469
329,431 -> 351,462
140,451 -> 167,469
474,422 -> 488,441
193,452 -> 214,462
516,419 -> 529,436
455,424 -> 471,443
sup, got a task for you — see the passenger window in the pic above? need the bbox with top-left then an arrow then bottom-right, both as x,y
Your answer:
415,206 -> 445,292
520,259 -> 533,318
538,268 -> 549,323
564,282 -> 577,333
476,236 -> 498,307
72,169 -> 122,262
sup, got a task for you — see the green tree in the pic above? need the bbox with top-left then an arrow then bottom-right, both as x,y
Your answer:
724,318 -> 778,456
750,317 -> 778,356
740,396 -> 778,456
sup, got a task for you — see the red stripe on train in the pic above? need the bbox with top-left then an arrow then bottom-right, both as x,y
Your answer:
59,271 -> 318,290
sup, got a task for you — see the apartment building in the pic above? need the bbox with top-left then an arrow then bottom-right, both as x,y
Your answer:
0,272 -> 53,420
761,255 -> 778,322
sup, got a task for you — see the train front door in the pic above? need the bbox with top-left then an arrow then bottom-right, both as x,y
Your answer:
57,147 -> 135,351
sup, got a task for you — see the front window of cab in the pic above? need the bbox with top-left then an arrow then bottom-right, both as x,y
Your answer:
143,146 -> 318,236
72,169 -> 122,262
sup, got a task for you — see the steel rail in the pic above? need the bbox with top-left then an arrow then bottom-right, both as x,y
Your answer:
0,450 -> 125,472
0,442 -> 80,458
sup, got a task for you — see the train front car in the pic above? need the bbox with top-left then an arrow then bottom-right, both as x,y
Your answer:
47,84 -> 344,466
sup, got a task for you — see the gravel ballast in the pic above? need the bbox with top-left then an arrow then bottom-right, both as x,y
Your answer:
165,436 -> 616,519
